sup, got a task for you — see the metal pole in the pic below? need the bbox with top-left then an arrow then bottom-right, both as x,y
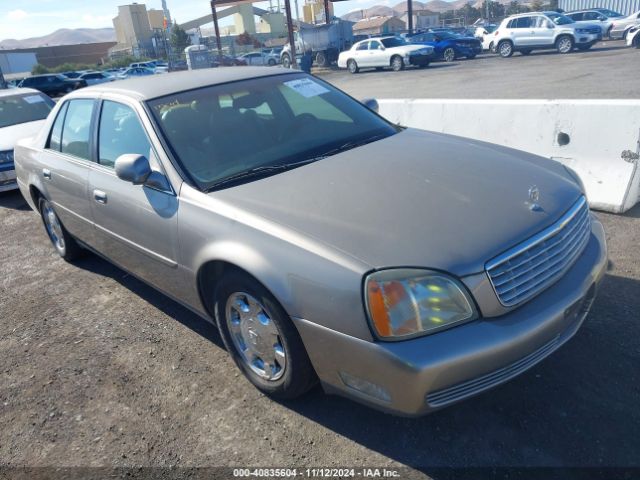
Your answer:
407,0 -> 413,34
210,0 -> 224,64
324,0 -> 330,24
284,0 -> 297,67
0,64 -> 7,89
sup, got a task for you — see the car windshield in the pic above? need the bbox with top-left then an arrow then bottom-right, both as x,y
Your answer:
547,13 -> 575,24
147,73 -> 398,191
380,37 -> 407,48
0,92 -> 54,128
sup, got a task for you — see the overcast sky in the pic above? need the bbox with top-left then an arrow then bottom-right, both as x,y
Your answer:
0,0 -> 404,40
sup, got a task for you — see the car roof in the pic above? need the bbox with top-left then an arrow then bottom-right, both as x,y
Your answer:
506,11 -> 557,18
74,67 -> 298,101
0,87 -> 42,98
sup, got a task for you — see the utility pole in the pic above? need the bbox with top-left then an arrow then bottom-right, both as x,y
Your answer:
284,0 -> 297,67
210,0 -> 223,64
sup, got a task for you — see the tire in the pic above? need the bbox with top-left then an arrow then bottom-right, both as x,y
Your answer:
622,29 -> 629,41
390,55 -> 404,71
214,270 -> 316,399
577,44 -> 592,51
556,35 -> 574,54
520,49 -> 532,56
267,58 -> 276,66
497,40 -> 514,58
39,197 -> 83,261
347,59 -> 359,74
315,51 -> 328,67
634,34 -> 640,48
488,41 -> 495,53
281,54 -> 291,69
443,47 -> 456,62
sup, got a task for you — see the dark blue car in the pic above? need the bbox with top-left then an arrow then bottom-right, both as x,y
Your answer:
407,31 -> 482,62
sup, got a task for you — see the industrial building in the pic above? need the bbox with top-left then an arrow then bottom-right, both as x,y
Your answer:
111,3 -> 171,57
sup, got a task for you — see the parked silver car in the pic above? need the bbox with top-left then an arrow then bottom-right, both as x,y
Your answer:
565,9 -> 623,37
609,10 -> 640,39
14,68 -> 607,416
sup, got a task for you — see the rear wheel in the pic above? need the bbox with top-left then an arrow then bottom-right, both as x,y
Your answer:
443,47 -> 456,62
497,40 -> 514,58
347,59 -> 359,74
267,58 -> 276,66
281,54 -> 291,68
556,35 -> 574,53
315,50 -> 328,67
39,198 -> 83,261
214,271 -> 316,399
390,55 -> 404,71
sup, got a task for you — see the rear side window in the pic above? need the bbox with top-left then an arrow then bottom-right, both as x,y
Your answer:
48,102 -> 69,151
569,13 -> 583,20
356,42 -> 369,51
98,101 -> 151,168
516,17 -> 533,28
60,99 -> 94,160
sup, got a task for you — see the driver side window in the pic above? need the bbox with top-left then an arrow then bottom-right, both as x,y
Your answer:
98,101 -> 151,168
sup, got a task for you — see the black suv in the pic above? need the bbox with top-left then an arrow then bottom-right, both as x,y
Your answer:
18,74 -> 86,97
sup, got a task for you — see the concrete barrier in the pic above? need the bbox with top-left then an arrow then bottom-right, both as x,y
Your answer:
378,99 -> 640,213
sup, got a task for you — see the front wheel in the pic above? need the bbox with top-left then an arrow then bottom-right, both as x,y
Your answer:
39,198 -> 83,261
391,55 -> 404,71
214,271 -> 316,399
443,47 -> 456,62
556,35 -> 574,54
281,54 -> 291,68
347,59 -> 359,74
267,58 -> 276,66
497,40 -> 514,58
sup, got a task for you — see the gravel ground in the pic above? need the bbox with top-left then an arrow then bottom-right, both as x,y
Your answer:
0,188 -> 638,478
319,40 -> 640,99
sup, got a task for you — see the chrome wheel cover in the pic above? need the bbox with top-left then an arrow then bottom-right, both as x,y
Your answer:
443,48 -> 455,62
348,60 -> 357,73
226,292 -> 286,381
392,57 -> 402,70
558,38 -> 572,53
499,42 -> 511,57
42,201 -> 65,253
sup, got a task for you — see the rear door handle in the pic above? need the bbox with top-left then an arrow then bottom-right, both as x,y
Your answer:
42,168 -> 51,180
93,189 -> 107,204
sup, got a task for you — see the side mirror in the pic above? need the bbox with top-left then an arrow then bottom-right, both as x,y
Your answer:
115,154 -> 152,185
361,98 -> 379,113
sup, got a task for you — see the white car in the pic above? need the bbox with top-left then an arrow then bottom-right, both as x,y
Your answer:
78,71 -> 116,86
237,52 -> 279,66
626,24 -> 640,47
337,36 -> 434,73
493,11 -> 602,57
609,10 -> 640,39
0,88 -> 54,192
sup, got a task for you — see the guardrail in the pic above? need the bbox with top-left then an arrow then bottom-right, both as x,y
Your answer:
378,99 -> 640,213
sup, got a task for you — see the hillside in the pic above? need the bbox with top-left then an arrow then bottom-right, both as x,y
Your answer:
0,28 -> 116,49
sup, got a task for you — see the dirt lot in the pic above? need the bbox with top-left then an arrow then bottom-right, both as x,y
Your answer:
0,184 -> 639,478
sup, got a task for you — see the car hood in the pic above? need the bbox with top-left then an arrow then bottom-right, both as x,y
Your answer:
0,119 -> 46,151
212,128 -> 582,276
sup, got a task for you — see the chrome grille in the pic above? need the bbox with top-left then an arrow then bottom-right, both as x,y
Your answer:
486,196 -> 591,307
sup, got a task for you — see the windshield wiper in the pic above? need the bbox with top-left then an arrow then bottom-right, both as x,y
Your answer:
204,158 -> 318,192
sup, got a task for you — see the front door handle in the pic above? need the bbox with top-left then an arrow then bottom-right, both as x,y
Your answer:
93,189 -> 107,204
42,168 -> 51,180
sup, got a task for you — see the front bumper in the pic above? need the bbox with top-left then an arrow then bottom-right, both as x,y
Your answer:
0,163 -> 17,192
575,32 -> 601,44
294,218 -> 607,416
406,53 -> 435,66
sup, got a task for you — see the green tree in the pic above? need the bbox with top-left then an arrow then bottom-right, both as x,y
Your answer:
170,23 -> 191,54
32,64 -> 50,75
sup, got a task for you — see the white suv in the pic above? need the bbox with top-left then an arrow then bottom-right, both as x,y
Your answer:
493,11 -> 602,57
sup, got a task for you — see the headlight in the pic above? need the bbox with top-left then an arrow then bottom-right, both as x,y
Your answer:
365,268 -> 477,340
0,150 -> 14,164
